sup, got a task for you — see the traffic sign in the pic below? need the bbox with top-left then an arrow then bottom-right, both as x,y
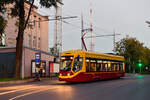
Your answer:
35,53 -> 41,65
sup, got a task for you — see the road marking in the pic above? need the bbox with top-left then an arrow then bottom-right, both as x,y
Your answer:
0,86 -> 38,96
9,87 -> 57,100
0,85 -> 50,96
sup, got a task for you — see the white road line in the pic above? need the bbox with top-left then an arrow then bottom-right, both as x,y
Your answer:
0,86 -> 39,95
9,87 -> 57,100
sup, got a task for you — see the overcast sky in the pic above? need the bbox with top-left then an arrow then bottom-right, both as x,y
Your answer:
37,0 -> 150,53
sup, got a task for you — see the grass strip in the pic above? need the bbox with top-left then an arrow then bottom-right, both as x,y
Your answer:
0,78 -> 27,82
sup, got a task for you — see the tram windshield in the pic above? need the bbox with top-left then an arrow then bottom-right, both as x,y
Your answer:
60,56 -> 73,71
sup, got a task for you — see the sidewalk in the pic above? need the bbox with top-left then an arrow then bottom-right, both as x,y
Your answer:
0,77 -> 58,85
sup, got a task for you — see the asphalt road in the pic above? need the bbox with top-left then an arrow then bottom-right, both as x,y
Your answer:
0,74 -> 150,100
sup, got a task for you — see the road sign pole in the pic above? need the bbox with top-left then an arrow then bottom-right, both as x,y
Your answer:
35,53 -> 41,81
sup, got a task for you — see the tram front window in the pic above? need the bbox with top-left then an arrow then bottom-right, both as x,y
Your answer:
60,57 -> 73,71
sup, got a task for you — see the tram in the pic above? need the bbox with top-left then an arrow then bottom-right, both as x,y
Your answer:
59,50 -> 125,82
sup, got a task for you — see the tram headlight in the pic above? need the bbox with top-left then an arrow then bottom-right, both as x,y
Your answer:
67,73 -> 70,76
60,73 -> 62,76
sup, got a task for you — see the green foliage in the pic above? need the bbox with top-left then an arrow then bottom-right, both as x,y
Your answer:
50,47 -> 55,55
0,0 -> 14,12
0,0 -> 13,44
49,47 -> 59,56
114,36 -> 150,73
0,0 -> 60,29
10,3 -> 19,17
0,16 -> 7,35
40,0 -> 61,8
0,16 -> 7,46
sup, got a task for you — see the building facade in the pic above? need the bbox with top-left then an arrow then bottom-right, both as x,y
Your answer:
0,2 -> 54,78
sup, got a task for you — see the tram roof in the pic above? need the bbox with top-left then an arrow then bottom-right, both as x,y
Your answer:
61,50 -> 124,61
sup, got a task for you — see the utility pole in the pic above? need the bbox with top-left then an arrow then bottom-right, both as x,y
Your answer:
112,29 -> 121,52
81,10 -> 94,51
54,2 -> 62,60
113,29 -> 116,51
53,0 -> 77,61
52,16 -> 77,57
89,6 -> 94,51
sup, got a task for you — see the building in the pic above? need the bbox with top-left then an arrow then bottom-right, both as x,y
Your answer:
0,2 -> 54,78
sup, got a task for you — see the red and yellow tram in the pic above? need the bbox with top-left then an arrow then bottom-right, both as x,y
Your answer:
59,50 -> 125,82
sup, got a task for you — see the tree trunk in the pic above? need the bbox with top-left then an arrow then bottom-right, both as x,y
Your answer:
14,0 -> 25,79
14,0 -> 35,78
0,33 -> 2,45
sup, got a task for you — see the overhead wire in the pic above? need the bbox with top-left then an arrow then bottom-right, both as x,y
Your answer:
38,5 -> 115,36
47,12 -> 113,35
62,20 -> 81,29
44,12 -> 119,40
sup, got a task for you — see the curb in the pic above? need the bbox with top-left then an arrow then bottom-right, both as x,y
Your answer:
0,79 -> 34,85
0,77 -> 59,85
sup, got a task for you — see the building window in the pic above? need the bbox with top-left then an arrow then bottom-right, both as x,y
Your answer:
38,18 -> 41,28
28,34 -> 31,47
34,15 -> 36,27
38,37 -> 40,49
33,36 -> 36,48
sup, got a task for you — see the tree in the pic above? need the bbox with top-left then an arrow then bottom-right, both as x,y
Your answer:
0,0 -> 61,78
50,47 -> 55,55
141,47 -> 150,71
114,37 -> 144,73
0,16 -> 7,46
0,1 -> 9,46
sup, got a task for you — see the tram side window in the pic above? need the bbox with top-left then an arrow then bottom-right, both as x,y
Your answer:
96,63 -> 101,72
97,60 -> 103,72
106,63 -> 109,71
102,61 -> 108,72
90,62 -> 97,72
111,63 -> 115,71
108,62 -> 111,71
86,58 -> 97,72
73,57 -> 83,72
86,60 -> 90,72
97,60 -> 112,72
111,62 -> 119,71
114,63 -> 117,71
119,63 -> 123,71
113,63 -> 120,71
101,63 -> 105,71
117,63 -> 120,71
110,62 -> 113,71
